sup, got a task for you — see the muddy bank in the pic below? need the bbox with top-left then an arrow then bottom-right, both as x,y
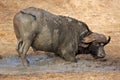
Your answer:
0,52 -> 119,75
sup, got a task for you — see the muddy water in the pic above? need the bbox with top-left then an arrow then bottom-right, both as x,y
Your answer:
0,52 -> 119,75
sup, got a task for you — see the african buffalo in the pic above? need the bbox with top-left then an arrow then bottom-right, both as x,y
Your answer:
13,7 -> 111,67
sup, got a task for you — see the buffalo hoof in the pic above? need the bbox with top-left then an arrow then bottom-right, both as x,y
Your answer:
21,58 -> 30,68
62,53 -> 77,63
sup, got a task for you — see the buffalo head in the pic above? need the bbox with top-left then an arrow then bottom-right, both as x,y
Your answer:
79,32 -> 111,59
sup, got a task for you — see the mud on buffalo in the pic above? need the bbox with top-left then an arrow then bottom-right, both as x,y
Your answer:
13,7 -> 111,67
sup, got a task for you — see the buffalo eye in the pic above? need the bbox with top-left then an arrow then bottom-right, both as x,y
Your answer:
96,43 -> 99,47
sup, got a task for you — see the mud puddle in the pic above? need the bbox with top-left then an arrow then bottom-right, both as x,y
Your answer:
0,52 -> 119,75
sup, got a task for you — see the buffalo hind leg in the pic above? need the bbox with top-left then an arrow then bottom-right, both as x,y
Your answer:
16,39 -> 22,57
17,39 -> 32,68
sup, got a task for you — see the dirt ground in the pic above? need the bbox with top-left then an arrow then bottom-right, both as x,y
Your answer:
0,72 -> 120,80
0,0 -> 120,80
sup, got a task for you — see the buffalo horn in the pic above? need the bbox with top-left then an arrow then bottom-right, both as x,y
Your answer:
104,36 -> 111,45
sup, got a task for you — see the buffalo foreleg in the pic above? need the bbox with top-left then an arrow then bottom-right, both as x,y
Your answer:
57,47 -> 77,62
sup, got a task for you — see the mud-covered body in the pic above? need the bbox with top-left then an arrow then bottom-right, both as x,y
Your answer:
14,7 -> 90,52
13,7 -> 110,67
